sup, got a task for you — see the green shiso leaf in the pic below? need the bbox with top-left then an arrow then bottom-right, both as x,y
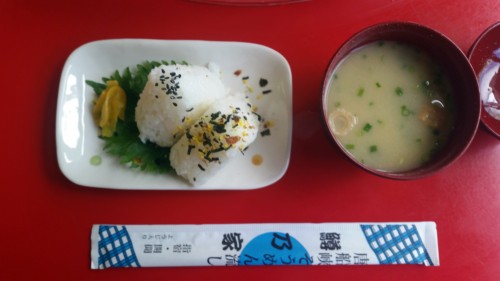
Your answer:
100,118 -> 171,173
87,60 -> 182,174
85,80 -> 106,95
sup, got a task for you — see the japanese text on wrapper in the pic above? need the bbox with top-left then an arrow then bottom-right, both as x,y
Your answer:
140,232 -> 192,255
136,230 -> 369,265
317,232 -> 369,265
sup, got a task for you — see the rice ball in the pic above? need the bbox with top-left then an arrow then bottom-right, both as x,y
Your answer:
169,94 -> 260,186
135,63 -> 228,147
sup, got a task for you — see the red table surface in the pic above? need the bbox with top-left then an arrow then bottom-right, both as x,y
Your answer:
1,0 -> 499,280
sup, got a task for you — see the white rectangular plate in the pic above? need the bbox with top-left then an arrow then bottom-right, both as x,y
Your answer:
56,39 -> 292,190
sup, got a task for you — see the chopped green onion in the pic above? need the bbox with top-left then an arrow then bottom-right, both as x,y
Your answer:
363,123 -> 372,132
90,155 -> 102,166
369,145 -> 378,153
395,87 -> 404,96
357,87 -> 365,97
346,144 -> 355,150
421,80 -> 432,96
401,105 -> 413,116
375,82 -> 381,88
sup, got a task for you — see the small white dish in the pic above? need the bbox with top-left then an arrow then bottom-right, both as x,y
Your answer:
56,39 -> 292,190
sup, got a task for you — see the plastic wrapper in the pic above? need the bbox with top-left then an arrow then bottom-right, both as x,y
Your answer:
91,222 -> 439,269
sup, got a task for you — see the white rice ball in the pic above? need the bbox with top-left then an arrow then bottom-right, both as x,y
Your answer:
169,94 -> 260,186
135,63 -> 227,147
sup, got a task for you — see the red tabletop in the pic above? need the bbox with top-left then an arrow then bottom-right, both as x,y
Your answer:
2,0 -> 499,280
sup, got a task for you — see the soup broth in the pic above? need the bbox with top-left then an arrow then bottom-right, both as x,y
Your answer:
326,41 -> 455,172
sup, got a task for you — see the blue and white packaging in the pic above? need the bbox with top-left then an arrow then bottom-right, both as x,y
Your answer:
90,222 -> 439,269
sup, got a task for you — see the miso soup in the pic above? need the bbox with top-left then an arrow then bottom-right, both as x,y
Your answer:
326,41 -> 455,172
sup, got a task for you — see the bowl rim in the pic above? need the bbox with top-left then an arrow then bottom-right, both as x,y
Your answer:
467,21 -> 500,139
321,21 -> 481,180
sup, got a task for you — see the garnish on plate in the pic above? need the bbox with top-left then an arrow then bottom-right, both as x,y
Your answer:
86,60 -> 186,173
